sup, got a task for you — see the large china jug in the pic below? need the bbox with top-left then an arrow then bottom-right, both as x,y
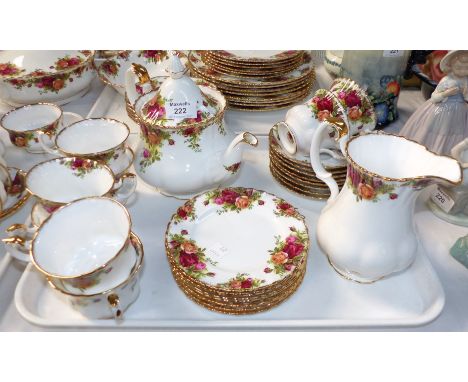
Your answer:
310,119 -> 463,282
125,52 -> 258,198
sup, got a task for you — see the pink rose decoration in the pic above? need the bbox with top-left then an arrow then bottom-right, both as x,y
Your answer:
195,262 -> 206,270
214,197 -> 224,205
283,241 -> 304,259
286,235 -> 297,244
143,149 -> 150,158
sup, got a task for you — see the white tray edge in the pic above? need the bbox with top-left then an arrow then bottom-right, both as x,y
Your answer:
14,256 -> 445,330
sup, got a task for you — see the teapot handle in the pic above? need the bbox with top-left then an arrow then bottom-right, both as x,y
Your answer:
125,63 -> 151,106
310,117 -> 349,203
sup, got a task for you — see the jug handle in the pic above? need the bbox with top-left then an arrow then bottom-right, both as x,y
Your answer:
125,63 -> 151,106
310,117 -> 349,203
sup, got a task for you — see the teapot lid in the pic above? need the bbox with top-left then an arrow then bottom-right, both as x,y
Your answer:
139,51 -> 219,128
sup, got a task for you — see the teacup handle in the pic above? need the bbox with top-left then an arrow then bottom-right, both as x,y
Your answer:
38,112 -> 82,155
2,219 -> 37,262
0,163 -> 11,207
310,117 -> 349,204
107,293 -> 123,319
125,63 -> 152,107
110,173 -> 137,204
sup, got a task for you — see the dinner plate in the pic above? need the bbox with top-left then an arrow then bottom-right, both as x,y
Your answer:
165,187 -> 309,290
188,51 -> 314,88
208,50 -> 303,64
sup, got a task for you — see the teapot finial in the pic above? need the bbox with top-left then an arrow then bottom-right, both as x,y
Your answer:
168,51 -> 186,79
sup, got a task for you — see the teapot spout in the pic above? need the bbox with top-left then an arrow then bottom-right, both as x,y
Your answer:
222,132 -> 258,169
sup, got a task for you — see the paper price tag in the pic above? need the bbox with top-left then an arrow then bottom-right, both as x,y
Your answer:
431,187 -> 455,213
206,243 -> 229,261
383,50 -> 404,58
165,100 -> 197,119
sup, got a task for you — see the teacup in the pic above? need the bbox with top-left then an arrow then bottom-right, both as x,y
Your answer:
276,78 -> 376,157
40,118 -> 132,176
0,103 -> 82,153
2,158 -> 136,261
48,232 -> 144,319
26,197 -> 134,296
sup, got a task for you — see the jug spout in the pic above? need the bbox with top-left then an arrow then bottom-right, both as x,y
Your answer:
222,132 -> 258,170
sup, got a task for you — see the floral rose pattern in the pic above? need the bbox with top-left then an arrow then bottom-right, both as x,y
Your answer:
264,227 -> 308,276
9,120 -> 58,148
347,164 -> 397,202
100,59 -> 120,77
60,157 -> 99,178
273,198 -> 303,219
173,200 -> 196,224
223,162 -> 241,174
0,62 -> 25,77
138,122 -> 172,171
138,50 -> 168,63
6,54 -> 89,94
216,273 -> 265,290
168,230 -> 217,279
6,171 -> 25,197
203,187 -> 264,214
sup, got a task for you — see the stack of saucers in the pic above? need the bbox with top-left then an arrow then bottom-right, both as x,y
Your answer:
269,126 -> 347,199
165,187 -> 310,314
187,50 -> 315,111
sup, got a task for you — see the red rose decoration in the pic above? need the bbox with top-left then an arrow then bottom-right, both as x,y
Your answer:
177,207 -> 187,218
316,97 -> 334,112
283,241 -> 304,259
344,90 -> 362,108
241,278 -> 253,288
221,189 -> 239,204
179,252 -> 199,268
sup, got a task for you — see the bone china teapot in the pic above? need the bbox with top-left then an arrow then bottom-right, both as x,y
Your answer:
310,119 -> 463,283
125,53 -> 258,197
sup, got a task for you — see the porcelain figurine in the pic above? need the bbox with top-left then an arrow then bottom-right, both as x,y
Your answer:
125,52 -> 258,198
310,118 -> 462,283
276,78 -> 375,158
399,50 -> 468,155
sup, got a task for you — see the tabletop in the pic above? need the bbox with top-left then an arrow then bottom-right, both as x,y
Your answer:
0,63 -> 467,331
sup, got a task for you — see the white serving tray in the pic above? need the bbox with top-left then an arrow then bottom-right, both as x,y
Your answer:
14,86 -> 445,329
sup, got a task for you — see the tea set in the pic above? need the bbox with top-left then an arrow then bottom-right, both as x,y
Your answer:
0,50 -> 465,319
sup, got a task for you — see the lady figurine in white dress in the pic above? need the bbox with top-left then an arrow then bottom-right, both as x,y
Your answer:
399,50 -> 468,155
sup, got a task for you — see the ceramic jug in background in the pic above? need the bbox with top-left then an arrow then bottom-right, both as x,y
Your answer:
309,119 -> 462,282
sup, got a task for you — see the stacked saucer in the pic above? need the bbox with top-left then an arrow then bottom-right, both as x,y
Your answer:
269,126 -> 347,199
188,50 -> 315,111
165,187 -> 309,314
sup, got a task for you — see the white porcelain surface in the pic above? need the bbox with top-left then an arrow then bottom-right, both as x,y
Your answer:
1,103 -> 61,132
0,50 -> 95,106
26,158 -> 115,204
310,127 -> 463,282
56,118 -> 129,154
32,197 -> 130,277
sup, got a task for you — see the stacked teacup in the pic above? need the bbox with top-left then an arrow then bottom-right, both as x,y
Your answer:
27,197 -> 143,319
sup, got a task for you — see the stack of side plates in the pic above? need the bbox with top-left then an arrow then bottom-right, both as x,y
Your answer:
187,50 -> 315,111
269,126 -> 347,199
165,187 -> 309,314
